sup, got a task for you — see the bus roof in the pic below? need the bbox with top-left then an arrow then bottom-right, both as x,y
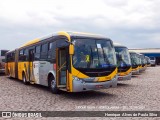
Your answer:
129,50 -> 138,54
113,42 -> 128,48
20,31 -> 107,48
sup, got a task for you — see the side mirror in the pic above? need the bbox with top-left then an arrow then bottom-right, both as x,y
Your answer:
69,44 -> 74,55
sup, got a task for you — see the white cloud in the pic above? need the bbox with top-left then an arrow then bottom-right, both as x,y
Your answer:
0,0 -> 158,28
0,0 -> 160,49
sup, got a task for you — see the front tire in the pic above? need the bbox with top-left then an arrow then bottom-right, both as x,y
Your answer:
49,75 -> 59,94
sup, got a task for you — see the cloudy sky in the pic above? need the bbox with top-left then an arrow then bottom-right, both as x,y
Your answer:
0,0 -> 160,50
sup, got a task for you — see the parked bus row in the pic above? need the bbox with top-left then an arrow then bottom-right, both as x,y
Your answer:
3,31 -> 151,93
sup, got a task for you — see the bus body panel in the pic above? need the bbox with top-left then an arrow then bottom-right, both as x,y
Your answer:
7,62 -> 15,77
18,60 -> 56,86
39,61 -> 55,86
118,68 -> 132,80
71,68 -> 118,92
72,75 -> 118,92
131,66 -> 139,75
18,62 -> 29,80
33,61 -> 40,84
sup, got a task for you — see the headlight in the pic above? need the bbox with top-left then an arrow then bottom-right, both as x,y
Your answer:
113,75 -> 117,79
72,76 -> 80,81
72,76 -> 85,83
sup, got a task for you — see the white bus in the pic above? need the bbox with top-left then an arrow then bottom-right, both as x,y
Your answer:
149,56 -> 156,66
0,50 -> 9,73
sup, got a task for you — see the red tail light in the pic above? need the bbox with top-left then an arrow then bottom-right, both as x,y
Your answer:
53,64 -> 56,70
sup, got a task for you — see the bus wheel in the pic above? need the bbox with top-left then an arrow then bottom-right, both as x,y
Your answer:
23,73 -> 29,85
49,76 -> 59,94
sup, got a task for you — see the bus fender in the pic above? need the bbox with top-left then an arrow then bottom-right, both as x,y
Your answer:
47,71 -> 56,86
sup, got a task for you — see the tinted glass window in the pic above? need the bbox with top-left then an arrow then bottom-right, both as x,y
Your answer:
115,47 -> 131,67
19,50 -> 24,61
56,39 -> 68,47
20,50 -> 23,55
7,52 -> 15,62
49,42 -> 53,50
35,46 -> 41,60
41,43 -> 48,52
1,50 -> 8,56
23,49 -> 28,61
48,42 -> 56,60
36,46 -> 41,53
72,39 -> 116,68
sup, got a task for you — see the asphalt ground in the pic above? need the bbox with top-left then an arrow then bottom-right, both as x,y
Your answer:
0,66 -> 160,120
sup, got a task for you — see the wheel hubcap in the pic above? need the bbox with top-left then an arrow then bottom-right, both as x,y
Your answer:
23,77 -> 26,82
51,79 -> 56,89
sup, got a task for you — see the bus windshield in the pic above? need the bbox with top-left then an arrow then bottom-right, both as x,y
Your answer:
72,38 -> 116,69
115,47 -> 131,67
130,53 -> 140,65
140,55 -> 145,64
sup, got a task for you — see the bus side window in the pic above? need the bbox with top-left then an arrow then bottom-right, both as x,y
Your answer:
40,43 -> 48,59
7,52 -> 15,62
12,52 -> 15,62
6,54 -> 10,62
1,50 -> 9,56
19,50 -> 24,61
48,42 -> 56,61
8,53 -> 12,62
24,49 -> 29,61
35,46 -> 41,60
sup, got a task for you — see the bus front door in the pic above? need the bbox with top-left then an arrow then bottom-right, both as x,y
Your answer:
29,49 -> 34,83
56,47 -> 67,88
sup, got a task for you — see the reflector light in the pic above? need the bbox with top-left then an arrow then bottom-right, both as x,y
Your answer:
53,64 -> 56,69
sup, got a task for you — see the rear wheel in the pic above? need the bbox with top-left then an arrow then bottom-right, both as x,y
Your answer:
49,75 -> 59,94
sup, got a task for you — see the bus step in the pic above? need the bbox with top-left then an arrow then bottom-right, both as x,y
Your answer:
59,88 -> 67,91
30,81 -> 35,84
57,85 -> 66,88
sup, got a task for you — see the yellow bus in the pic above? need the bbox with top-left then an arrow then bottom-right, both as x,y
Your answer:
5,31 -> 118,93
139,54 -> 147,72
129,51 -> 140,75
145,56 -> 151,67
114,43 -> 132,81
